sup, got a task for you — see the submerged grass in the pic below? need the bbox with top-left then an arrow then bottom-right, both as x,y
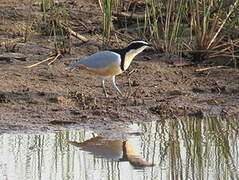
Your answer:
140,116 -> 239,179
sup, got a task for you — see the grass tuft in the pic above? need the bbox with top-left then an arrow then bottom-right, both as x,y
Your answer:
101,0 -> 239,65
39,0 -> 71,54
102,0 -> 113,48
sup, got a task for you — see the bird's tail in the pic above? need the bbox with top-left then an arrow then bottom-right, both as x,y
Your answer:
65,61 -> 79,70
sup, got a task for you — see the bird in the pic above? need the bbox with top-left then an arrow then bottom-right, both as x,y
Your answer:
65,40 -> 152,97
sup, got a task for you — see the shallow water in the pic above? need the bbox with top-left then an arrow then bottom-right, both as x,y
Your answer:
0,117 -> 238,180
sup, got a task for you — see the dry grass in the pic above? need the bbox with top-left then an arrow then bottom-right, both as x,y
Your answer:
101,0 -> 239,64
1,0 -> 238,65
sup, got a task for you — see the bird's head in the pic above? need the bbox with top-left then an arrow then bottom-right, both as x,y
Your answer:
126,40 -> 152,54
119,40 -> 152,71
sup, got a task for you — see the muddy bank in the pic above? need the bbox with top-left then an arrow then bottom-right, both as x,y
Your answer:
0,57 -> 239,132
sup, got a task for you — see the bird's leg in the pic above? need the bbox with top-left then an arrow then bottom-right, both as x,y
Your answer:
112,76 -> 123,97
101,79 -> 108,98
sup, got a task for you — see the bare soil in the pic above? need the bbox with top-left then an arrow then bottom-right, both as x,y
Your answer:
0,0 -> 238,133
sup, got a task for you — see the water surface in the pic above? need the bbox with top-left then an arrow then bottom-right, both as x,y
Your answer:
0,117 -> 238,180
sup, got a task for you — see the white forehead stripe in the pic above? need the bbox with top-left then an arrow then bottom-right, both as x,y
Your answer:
129,41 -> 148,45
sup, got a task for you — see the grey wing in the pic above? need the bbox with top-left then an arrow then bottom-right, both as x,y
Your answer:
65,51 -> 121,70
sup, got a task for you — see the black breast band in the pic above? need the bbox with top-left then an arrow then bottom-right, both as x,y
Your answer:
110,49 -> 126,71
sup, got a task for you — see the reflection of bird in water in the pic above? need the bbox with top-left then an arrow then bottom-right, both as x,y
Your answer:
69,136 -> 154,168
